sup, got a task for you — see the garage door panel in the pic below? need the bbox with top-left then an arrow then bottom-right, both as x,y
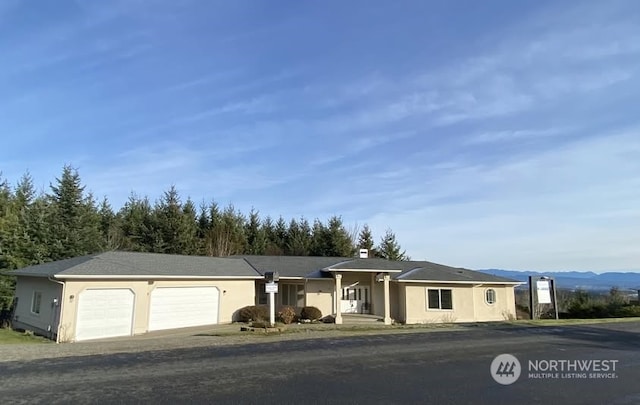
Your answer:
149,287 -> 219,331
76,289 -> 134,341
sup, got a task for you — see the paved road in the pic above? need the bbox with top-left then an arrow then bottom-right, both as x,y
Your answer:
1,322 -> 639,404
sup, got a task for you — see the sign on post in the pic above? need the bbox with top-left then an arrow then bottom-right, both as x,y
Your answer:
536,280 -> 552,304
264,272 -> 280,327
265,282 -> 278,294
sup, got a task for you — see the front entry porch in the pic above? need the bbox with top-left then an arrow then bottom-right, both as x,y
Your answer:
340,284 -> 371,314
333,272 -> 395,326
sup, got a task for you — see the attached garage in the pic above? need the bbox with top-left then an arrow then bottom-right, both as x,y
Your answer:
76,288 -> 135,341
148,286 -> 219,331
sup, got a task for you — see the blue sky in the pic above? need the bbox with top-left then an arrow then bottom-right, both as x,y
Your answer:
1,0 -> 639,271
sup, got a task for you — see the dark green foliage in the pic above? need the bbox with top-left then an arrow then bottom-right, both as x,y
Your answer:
612,305 -> 640,317
119,194 -> 155,252
286,217 -> 312,256
300,306 -> 322,320
0,167 -> 409,308
377,229 -> 408,261
357,224 -> 377,257
152,187 -> 198,255
238,305 -> 269,322
325,216 -> 355,257
245,208 -> 267,255
566,288 -> 638,318
48,166 -> 103,259
0,275 -> 15,310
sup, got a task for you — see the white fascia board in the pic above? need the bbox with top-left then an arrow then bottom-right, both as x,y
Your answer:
326,268 -> 403,273
54,275 -> 262,280
395,279 -> 522,285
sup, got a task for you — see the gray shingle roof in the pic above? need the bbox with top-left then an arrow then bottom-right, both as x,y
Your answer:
395,261 -> 520,283
11,251 -> 260,278
239,255 -> 352,278
326,258 -> 405,272
240,256 -> 518,284
8,252 -> 518,284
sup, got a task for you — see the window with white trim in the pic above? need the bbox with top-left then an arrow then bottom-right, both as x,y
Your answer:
485,288 -> 496,305
427,288 -> 453,310
281,284 -> 304,307
31,291 -> 42,315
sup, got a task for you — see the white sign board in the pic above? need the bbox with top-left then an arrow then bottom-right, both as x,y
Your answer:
265,282 -> 278,294
536,280 -> 552,304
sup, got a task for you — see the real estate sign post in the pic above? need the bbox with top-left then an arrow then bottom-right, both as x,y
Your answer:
265,272 -> 279,327
529,276 -> 559,320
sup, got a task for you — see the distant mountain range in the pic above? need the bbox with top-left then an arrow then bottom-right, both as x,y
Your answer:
478,269 -> 640,292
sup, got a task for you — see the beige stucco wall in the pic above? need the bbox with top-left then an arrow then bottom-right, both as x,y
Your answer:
13,277 -> 63,337
390,282 -> 399,321
401,283 -> 516,324
59,278 -> 256,342
398,283 -> 407,323
473,285 -> 516,321
304,279 -> 334,318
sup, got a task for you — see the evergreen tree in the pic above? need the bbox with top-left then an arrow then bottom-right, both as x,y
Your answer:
285,217 -> 311,256
181,198 -> 199,255
99,197 -> 122,250
204,203 -> 246,256
325,216 -> 355,257
357,224 -> 376,256
377,229 -> 408,261
274,216 -> 288,252
309,219 -> 328,256
118,194 -> 154,252
48,165 -> 101,259
262,216 -> 282,255
153,186 -> 198,255
0,174 -> 15,308
245,208 -> 267,255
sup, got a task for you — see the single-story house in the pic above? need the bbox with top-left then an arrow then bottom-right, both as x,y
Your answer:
8,251 -> 519,342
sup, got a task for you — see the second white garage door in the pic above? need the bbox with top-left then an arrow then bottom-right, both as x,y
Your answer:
148,286 -> 219,331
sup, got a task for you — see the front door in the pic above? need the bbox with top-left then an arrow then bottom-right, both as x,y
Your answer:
340,285 -> 370,314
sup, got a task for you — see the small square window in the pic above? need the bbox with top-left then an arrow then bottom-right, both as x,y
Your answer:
31,291 -> 42,315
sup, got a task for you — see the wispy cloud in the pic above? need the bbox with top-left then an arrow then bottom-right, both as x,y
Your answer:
3,1 -> 640,270
464,128 -> 573,145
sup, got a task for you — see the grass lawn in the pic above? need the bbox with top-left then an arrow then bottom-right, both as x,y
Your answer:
0,328 -> 51,344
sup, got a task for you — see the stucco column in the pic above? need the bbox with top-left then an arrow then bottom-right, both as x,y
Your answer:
335,273 -> 343,325
383,273 -> 391,325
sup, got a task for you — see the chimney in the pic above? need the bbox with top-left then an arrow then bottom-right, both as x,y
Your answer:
359,249 -> 369,259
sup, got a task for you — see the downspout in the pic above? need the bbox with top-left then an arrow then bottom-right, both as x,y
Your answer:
48,276 -> 66,344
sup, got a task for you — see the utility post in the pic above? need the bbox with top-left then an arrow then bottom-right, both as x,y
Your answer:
264,271 -> 279,327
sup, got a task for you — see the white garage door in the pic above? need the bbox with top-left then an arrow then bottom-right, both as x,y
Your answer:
148,287 -> 219,331
76,289 -> 135,341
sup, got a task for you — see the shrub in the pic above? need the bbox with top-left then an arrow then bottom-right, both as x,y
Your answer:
300,306 -> 322,321
278,306 -> 296,324
238,305 -> 269,323
611,305 -> 640,317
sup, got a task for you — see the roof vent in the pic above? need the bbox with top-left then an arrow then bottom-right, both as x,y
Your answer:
359,249 -> 369,259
